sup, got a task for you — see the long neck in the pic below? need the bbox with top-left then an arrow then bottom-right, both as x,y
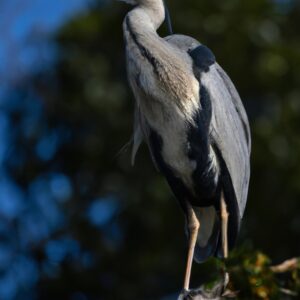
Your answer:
128,0 -> 165,32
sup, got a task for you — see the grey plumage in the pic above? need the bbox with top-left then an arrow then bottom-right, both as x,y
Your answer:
121,0 -> 251,265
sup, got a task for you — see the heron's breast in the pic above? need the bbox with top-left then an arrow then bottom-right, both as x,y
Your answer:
154,112 -> 197,190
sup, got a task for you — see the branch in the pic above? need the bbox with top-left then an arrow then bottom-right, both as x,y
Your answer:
270,258 -> 299,273
177,273 -> 237,300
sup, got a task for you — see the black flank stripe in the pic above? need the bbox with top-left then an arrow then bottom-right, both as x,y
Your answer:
125,17 -> 160,75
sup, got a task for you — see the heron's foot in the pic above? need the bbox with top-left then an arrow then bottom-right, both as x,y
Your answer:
178,287 -> 211,300
222,272 -> 229,292
221,272 -> 239,299
177,274 -> 238,300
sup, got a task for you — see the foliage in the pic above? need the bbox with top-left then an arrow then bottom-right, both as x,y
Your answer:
227,248 -> 300,299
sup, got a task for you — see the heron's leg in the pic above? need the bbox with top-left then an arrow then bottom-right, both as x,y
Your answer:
220,192 -> 229,259
183,203 -> 200,291
220,191 -> 230,293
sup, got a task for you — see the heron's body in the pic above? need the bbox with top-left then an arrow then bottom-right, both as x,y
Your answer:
121,0 -> 251,290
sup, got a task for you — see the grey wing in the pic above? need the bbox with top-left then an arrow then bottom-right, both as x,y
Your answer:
182,37 -> 250,218
215,64 -> 251,153
201,65 -> 251,218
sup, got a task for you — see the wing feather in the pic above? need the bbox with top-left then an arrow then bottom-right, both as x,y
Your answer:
201,64 -> 250,217
215,64 -> 251,153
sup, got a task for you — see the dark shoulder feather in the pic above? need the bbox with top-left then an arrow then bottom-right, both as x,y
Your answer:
189,45 -> 216,72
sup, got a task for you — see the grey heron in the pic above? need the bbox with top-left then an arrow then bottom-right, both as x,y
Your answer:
120,0 -> 251,291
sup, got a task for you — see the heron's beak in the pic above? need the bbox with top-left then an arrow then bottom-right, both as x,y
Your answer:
163,1 -> 173,35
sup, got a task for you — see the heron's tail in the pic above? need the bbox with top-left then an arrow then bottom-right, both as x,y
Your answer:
192,206 -> 221,263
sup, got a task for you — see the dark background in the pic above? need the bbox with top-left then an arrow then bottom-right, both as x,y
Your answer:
0,0 -> 300,299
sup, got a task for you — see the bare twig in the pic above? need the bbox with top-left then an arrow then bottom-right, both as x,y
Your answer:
270,258 -> 299,273
279,288 -> 298,297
